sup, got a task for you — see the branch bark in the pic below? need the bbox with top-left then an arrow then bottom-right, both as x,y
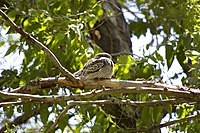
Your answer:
1,98 -> 196,107
10,77 -> 200,99
0,9 -> 77,82
0,85 -> 198,103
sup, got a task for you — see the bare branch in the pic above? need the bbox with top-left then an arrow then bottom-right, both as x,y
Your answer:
0,89 -> 197,107
0,85 -> 198,103
147,113 -> 200,132
0,9 -> 77,82
66,98 -> 198,107
46,102 -> 77,133
0,100 -> 34,106
10,78 -> 200,99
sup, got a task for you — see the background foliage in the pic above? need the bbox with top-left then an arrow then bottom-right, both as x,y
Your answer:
1,0 -> 200,132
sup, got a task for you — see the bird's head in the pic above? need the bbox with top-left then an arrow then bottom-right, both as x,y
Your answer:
94,53 -> 112,59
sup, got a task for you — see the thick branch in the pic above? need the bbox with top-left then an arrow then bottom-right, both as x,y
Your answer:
1,85 -> 199,103
11,78 -> 200,99
0,9 -> 77,82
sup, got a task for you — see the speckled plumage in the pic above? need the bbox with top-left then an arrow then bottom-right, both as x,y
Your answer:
74,53 -> 114,80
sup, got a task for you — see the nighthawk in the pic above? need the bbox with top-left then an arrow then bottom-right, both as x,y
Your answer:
74,53 -> 114,80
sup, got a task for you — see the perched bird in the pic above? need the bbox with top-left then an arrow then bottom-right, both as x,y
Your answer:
74,53 -> 114,80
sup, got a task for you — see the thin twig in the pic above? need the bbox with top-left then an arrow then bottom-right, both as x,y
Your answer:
0,100 -> 35,106
125,113 -> 200,132
63,98 -> 198,107
0,9 -> 77,82
46,102 -> 77,133
147,113 -> 200,131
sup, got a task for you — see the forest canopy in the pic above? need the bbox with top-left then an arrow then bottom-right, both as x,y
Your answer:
1,0 -> 200,132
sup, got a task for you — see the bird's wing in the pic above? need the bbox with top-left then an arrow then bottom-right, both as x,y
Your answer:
83,58 -> 105,73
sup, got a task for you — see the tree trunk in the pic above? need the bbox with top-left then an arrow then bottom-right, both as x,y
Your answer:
89,0 -> 132,56
89,0 -> 138,129
90,1 -> 161,132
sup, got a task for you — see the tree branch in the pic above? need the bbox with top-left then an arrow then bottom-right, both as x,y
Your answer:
0,9 -> 77,82
0,84 -> 198,103
0,106 -> 40,132
1,98 -> 195,107
147,112 -> 200,132
10,77 -> 200,99
46,99 -> 200,132
125,113 -> 200,132
46,102 -> 77,133
1,77 -> 198,132
0,100 -> 34,106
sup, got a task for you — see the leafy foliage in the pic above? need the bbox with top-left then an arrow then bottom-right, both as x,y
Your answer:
0,0 -> 200,132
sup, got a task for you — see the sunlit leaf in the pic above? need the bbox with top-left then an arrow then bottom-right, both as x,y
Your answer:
0,41 -> 5,47
4,44 -> 18,56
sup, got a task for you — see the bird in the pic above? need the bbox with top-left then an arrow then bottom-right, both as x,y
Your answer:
74,53 -> 114,80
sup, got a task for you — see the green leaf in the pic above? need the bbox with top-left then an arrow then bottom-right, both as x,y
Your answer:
7,10 -> 17,21
141,107 -> 150,126
155,50 -> 163,62
4,106 -> 14,118
142,64 -> 153,79
176,47 -> 186,69
153,106 -> 163,123
0,41 -> 5,47
23,104 -> 32,115
148,55 -> 157,63
183,34 -> 192,49
115,55 -> 135,79
89,17 -> 97,28
40,104 -> 49,124
97,9 -> 103,21
91,124 -> 103,132
166,45 -> 174,69
5,123 -> 11,132
58,114 -> 68,131
4,44 -> 18,56
165,104 -> 173,114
